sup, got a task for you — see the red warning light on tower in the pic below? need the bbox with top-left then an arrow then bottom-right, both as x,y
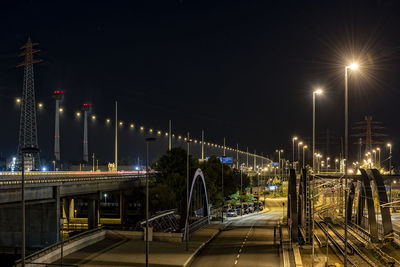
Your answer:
82,103 -> 92,111
53,90 -> 64,100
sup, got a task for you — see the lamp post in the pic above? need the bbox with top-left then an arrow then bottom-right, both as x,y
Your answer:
20,147 -> 40,267
327,157 -> 330,172
303,145 -> 308,168
313,89 -> 323,174
335,159 -> 339,173
388,143 -> 393,204
276,149 -> 283,176
145,137 -> 157,267
377,147 -> 381,169
297,141 -> 303,171
185,133 -> 191,251
292,137 -> 298,168
344,62 -> 358,267
372,150 -> 376,168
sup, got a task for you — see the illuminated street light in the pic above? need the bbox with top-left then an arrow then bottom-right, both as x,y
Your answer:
91,115 -> 96,120
303,145 -> 308,168
313,89 -> 323,174
119,121 -> 123,126
59,107 -> 64,113
76,112 -> 81,118
106,118 -> 111,124
292,136 -> 298,166
344,62 -> 359,267
297,141 -> 303,170
140,126 -> 144,131
38,102 -> 43,109
130,123 -> 134,128
16,97 -> 21,104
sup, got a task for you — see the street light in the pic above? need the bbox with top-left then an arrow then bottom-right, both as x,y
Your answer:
387,143 -> 393,204
20,147 -> 40,267
344,62 -> 359,267
292,137 -> 298,167
313,89 -> 323,174
297,141 -> 303,171
145,137 -> 157,267
186,133 -> 192,251
303,145 -> 308,168
376,147 -> 381,169
372,150 -> 376,168
275,149 -> 284,177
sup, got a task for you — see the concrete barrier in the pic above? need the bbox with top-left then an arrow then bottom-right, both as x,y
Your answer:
106,230 -> 183,243
26,230 -> 106,266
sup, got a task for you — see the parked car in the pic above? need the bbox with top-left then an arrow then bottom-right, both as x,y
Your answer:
227,209 -> 238,217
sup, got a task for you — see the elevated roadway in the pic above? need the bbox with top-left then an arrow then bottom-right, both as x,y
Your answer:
0,171 -> 148,204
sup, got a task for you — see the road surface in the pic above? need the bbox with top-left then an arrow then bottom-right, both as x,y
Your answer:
191,212 -> 282,267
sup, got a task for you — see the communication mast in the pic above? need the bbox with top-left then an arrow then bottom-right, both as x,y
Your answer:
17,37 -> 43,171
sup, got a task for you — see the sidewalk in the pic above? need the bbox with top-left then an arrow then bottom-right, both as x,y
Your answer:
51,224 -> 224,267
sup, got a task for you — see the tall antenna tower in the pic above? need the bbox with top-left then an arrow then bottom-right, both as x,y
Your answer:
17,37 -> 42,170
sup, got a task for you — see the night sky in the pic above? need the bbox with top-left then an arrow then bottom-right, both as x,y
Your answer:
1,1 -> 400,166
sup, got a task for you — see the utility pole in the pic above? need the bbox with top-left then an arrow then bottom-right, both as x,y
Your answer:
201,130 -> 204,161
236,143 -> 239,169
186,133 -> 191,251
115,101 -> 118,171
168,120 -> 172,151
246,147 -> 249,167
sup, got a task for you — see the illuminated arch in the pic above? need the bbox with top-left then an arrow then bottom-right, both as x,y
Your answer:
183,168 -> 210,241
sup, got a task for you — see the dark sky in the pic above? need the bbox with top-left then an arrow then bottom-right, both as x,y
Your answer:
1,0 -> 400,165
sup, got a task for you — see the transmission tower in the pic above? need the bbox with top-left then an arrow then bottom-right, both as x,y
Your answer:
17,37 -> 42,170
352,115 -> 387,155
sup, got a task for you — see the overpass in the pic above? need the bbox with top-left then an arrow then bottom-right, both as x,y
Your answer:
0,171 -> 148,251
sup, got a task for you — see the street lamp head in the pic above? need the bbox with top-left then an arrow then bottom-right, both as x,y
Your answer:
298,141 -> 303,146
387,143 -> 392,147
348,63 -> 359,70
293,136 -> 298,141
314,89 -> 323,95
304,145 -> 308,149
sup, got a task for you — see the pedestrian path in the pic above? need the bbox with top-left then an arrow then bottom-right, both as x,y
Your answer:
51,224 -> 223,267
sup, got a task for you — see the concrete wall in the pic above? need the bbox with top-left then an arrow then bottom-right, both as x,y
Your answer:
0,201 -> 58,248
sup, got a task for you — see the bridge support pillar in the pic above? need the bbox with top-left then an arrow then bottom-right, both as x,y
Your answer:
68,199 -> 75,219
88,199 -> 99,229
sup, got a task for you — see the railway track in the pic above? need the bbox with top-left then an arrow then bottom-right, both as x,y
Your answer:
315,209 -> 400,266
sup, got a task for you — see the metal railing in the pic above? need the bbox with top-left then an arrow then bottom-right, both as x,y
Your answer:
14,227 -> 104,266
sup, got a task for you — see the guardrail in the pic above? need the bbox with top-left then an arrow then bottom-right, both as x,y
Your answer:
0,172 -> 149,186
14,227 -> 104,266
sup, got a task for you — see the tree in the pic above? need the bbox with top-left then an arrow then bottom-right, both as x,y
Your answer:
151,147 -> 198,227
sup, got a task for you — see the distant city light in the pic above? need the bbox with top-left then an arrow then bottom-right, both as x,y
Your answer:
76,112 -> 81,117
119,121 -> 123,126
42,167 -> 47,172
59,107 -> 64,113
92,115 -> 96,120
38,103 -> 43,109
16,97 -> 21,104
106,118 -> 111,124
134,166 -> 140,171
140,126 -> 144,131
130,123 -> 134,128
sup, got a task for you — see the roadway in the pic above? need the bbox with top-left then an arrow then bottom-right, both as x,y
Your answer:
190,211 -> 282,267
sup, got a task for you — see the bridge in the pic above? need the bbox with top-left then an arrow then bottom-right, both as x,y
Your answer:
0,171 -> 149,251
